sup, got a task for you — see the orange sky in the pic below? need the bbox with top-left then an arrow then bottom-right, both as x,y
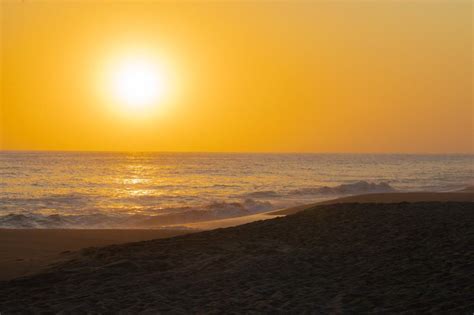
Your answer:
1,1 -> 472,153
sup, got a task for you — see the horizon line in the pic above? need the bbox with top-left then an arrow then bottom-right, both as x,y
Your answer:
0,149 -> 473,155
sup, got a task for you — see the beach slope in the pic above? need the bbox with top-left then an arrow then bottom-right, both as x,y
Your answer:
0,229 -> 193,281
1,201 -> 473,313
272,191 -> 474,216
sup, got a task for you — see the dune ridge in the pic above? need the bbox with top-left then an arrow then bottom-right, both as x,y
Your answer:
271,191 -> 474,216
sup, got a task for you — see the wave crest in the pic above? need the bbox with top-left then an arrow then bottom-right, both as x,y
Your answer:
241,181 -> 396,199
289,181 -> 395,195
0,199 -> 274,229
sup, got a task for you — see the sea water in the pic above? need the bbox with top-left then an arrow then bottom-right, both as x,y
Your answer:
0,152 -> 472,228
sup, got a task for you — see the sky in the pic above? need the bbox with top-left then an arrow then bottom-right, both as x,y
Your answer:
1,0 -> 472,153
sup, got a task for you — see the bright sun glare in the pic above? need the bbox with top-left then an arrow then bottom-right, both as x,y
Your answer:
110,57 -> 166,110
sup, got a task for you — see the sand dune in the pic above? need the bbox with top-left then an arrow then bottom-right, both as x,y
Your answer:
1,201 -> 473,313
272,191 -> 474,216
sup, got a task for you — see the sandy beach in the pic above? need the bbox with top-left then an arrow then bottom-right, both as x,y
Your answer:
0,191 -> 472,281
0,229 -> 193,281
0,192 -> 473,312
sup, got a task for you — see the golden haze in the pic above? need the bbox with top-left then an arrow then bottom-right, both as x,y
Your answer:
1,1 -> 472,153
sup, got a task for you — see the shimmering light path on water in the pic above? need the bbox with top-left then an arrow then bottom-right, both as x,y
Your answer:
1,152 -> 472,228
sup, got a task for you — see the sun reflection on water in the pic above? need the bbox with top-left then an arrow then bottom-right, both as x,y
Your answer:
1,152 -> 471,226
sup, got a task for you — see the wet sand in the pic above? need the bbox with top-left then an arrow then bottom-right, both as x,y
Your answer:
1,200 -> 473,312
0,229 -> 193,281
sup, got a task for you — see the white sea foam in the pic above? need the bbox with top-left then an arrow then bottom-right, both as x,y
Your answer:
288,181 -> 395,195
0,199 -> 274,229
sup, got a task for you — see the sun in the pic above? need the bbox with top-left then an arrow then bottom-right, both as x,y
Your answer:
109,56 -> 167,111
99,49 -> 179,119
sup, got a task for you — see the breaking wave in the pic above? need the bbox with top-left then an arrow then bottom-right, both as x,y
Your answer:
288,181 -> 395,195
4,180 -> 472,229
0,199 -> 275,229
241,181 -> 396,199
0,181 -> 397,228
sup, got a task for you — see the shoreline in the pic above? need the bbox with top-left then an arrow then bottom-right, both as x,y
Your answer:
173,191 -> 474,229
1,200 -> 472,312
271,191 -> 474,216
0,191 -> 472,281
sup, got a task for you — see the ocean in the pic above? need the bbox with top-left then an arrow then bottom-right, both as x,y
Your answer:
1,152 -> 472,228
